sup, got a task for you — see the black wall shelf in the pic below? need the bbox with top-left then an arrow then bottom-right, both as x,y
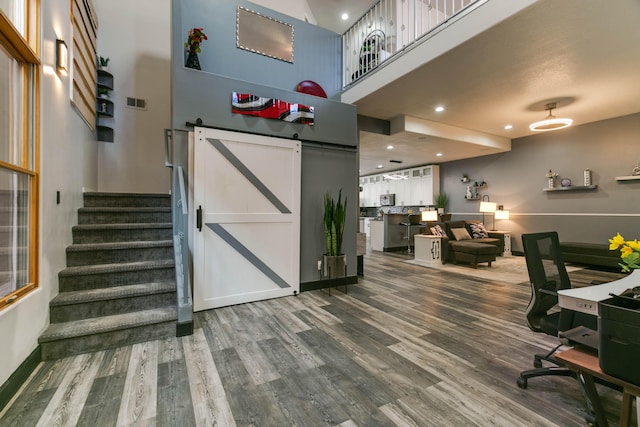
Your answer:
543,185 -> 598,192
614,175 -> 640,181
96,69 -> 114,142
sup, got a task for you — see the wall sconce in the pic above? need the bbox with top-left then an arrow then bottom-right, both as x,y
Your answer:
56,39 -> 68,75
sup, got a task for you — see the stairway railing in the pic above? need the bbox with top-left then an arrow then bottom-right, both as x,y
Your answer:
343,0 -> 483,86
165,128 -> 194,336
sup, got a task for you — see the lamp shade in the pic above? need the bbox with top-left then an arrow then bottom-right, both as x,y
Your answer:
479,201 -> 496,213
421,210 -> 438,222
495,210 -> 510,220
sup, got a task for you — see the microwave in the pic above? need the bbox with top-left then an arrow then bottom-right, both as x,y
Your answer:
380,194 -> 395,206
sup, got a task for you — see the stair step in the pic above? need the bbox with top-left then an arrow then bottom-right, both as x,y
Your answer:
50,282 -> 176,322
66,240 -> 174,266
39,307 -> 177,360
78,206 -> 172,224
83,192 -> 171,208
72,222 -> 172,244
58,259 -> 175,292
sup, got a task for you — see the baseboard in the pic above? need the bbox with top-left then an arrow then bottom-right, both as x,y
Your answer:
176,321 -> 194,337
0,346 -> 41,411
300,275 -> 358,292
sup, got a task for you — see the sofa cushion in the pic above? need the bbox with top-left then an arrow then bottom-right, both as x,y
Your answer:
449,241 -> 499,255
451,227 -> 472,241
469,222 -> 489,238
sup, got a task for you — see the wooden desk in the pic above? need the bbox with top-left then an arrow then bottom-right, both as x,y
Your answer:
558,269 -> 640,316
556,347 -> 640,427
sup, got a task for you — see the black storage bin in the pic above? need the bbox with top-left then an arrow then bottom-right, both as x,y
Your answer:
598,296 -> 640,386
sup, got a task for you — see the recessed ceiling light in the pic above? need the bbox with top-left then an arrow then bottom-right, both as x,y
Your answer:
386,145 -> 394,150
436,152 -> 443,157
504,124 -> 513,130
341,13 -> 349,20
376,164 -> 384,169
435,106 -> 445,112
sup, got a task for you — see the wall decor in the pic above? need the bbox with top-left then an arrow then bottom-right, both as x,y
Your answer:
236,7 -> 294,63
231,92 -> 314,125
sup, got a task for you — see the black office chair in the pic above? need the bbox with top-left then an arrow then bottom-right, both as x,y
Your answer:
517,231 -> 593,389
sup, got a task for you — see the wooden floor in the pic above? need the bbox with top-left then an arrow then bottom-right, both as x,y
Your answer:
1,252 -> 631,426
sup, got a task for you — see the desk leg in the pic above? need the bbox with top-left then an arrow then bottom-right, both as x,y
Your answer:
620,390 -> 634,427
577,372 -> 609,427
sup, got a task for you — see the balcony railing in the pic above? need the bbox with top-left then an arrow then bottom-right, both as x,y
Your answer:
343,0 -> 481,86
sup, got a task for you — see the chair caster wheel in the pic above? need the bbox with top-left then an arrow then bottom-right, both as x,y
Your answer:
533,359 -> 543,369
516,377 -> 527,389
585,413 -> 598,426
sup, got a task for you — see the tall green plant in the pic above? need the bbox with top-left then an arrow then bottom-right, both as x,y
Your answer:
324,189 -> 347,256
435,193 -> 448,210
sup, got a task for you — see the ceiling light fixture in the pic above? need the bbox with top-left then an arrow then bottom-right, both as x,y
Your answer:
436,153 -> 443,157
435,106 -> 445,112
529,102 -> 573,132
386,145 -> 394,150
504,124 -> 513,130
341,13 -> 348,20
376,164 -> 384,169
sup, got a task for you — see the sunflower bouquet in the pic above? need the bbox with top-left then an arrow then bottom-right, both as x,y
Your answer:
609,233 -> 640,273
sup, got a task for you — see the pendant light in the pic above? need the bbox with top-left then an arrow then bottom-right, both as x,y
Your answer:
529,102 -> 573,132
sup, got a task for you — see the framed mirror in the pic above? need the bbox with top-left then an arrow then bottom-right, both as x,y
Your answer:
236,7 -> 294,63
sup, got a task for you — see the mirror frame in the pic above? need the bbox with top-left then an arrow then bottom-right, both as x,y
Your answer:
236,6 -> 294,63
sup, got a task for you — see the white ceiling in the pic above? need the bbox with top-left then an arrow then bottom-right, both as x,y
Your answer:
307,0 -> 640,176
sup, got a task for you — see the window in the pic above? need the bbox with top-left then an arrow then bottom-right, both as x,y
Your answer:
0,4 -> 39,310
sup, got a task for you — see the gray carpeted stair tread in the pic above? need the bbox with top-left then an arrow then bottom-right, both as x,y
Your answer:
51,282 -> 176,306
84,192 -> 171,198
39,306 -> 177,343
72,223 -> 172,230
66,240 -> 173,252
59,259 -> 175,277
78,206 -> 171,212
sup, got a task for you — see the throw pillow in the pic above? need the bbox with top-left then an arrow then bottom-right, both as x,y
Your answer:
434,224 -> 446,236
469,222 -> 489,238
430,226 -> 442,237
451,227 -> 472,241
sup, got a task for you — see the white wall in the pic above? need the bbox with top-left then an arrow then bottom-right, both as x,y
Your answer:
94,0 -> 172,194
0,0 -> 99,386
250,0 -> 316,24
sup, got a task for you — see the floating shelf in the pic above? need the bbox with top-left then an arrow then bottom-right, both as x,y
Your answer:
464,196 -> 480,200
543,185 -> 598,192
97,125 -> 114,143
614,175 -> 640,181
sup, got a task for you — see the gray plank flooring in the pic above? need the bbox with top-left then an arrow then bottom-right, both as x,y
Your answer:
1,252 -> 632,426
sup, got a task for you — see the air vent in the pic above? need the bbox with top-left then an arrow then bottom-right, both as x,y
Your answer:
389,159 -> 402,163
126,97 -> 147,110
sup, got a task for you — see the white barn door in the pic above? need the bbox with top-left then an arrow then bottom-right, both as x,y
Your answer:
193,127 -> 300,311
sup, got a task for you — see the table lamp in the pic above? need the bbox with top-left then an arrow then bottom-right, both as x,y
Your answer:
421,210 -> 438,222
479,196 -> 496,228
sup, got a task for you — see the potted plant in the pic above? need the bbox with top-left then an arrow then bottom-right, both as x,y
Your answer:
323,189 -> 347,278
98,56 -> 109,71
184,27 -> 208,70
97,86 -> 110,98
435,193 -> 448,214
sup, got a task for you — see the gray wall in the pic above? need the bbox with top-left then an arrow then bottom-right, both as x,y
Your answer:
175,0 -> 342,100
439,113 -> 640,253
172,0 -> 359,287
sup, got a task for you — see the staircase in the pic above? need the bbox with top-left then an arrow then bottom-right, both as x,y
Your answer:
38,192 -> 178,360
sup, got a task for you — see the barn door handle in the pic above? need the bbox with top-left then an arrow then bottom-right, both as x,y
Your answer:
196,205 -> 202,232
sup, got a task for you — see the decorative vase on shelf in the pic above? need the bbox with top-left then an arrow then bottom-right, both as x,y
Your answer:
185,50 -> 201,70
548,178 -> 554,189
